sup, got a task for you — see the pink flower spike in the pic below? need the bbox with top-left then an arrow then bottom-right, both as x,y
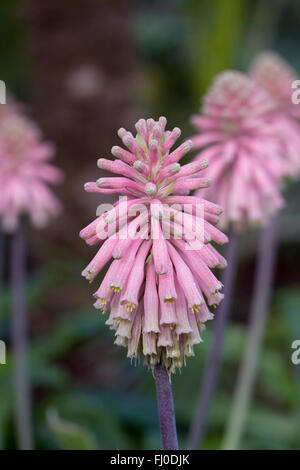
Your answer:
81,116 -> 227,373
250,51 -> 300,175
0,100 -> 63,231
190,70 -> 287,229
250,51 -> 300,119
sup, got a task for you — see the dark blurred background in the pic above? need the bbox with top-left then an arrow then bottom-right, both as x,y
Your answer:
0,0 -> 300,450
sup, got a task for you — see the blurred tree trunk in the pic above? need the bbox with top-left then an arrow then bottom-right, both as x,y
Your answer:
22,0 -> 138,257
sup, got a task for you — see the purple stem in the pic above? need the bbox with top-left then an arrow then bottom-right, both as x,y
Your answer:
222,219 -> 277,449
0,226 -> 4,286
187,229 -> 239,449
11,218 -> 33,450
154,365 -> 178,450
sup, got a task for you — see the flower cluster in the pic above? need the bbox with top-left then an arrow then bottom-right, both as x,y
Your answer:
0,102 -> 63,231
250,51 -> 300,175
250,51 -> 300,119
191,71 -> 286,229
81,117 -> 228,373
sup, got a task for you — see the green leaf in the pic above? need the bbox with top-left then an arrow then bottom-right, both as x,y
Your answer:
275,288 -> 300,342
47,408 -> 97,450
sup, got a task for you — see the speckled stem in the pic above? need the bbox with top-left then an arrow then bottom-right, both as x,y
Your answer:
154,365 -> 178,450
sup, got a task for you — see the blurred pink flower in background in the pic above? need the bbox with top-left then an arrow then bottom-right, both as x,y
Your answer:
250,51 -> 300,175
250,51 -> 300,118
190,71 -> 287,229
81,117 -> 228,374
0,101 -> 63,232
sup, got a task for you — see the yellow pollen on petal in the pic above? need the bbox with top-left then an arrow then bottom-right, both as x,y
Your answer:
164,297 -> 174,304
169,323 -> 175,330
124,301 -> 136,313
192,304 -> 201,314
111,285 -> 121,293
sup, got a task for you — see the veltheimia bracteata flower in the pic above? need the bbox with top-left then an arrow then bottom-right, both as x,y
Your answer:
0,101 -> 63,231
80,117 -> 228,374
191,71 -> 287,229
250,51 -> 300,176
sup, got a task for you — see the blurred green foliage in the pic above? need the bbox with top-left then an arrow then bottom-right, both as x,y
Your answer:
1,265 -> 300,449
0,0 -> 300,451
0,0 -> 29,97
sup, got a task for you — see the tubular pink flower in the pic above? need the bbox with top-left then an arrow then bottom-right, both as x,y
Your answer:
0,102 -> 63,232
120,240 -> 152,312
143,260 -> 160,333
250,51 -> 300,175
81,117 -> 227,373
250,52 -> 300,119
191,71 -> 287,229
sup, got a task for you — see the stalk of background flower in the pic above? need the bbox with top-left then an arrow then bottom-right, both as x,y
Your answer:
0,226 -> 4,287
11,217 -> 33,450
188,71 -> 288,448
81,117 -> 228,449
222,218 -> 277,449
220,52 -> 300,451
154,365 -> 178,450
187,229 -> 238,449
0,99 -> 63,449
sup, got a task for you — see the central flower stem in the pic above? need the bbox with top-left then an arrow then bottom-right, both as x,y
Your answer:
154,365 -> 178,450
